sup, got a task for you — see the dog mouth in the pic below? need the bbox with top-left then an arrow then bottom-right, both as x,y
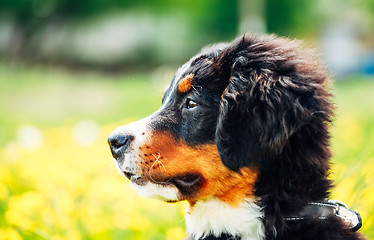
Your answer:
123,171 -> 147,186
123,171 -> 201,189
171,174 -> 201,189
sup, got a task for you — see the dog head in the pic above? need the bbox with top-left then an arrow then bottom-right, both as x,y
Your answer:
108,34 -> 333,206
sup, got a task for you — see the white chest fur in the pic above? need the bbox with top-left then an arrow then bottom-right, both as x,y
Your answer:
185,197 -> 265,240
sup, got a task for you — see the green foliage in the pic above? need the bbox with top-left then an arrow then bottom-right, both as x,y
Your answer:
265,0 -> 319,37
0,0 -> 239,64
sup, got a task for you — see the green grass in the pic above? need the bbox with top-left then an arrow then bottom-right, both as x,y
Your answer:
0,64 -> 163,146
0,64 -> 373,239
332,77 -> 374,165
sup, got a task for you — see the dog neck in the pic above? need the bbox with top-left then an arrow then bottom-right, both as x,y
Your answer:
185,197 -> 265,240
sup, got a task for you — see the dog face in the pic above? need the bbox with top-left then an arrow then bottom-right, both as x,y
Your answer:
108,43 -> 258,205
108,34 -> 333,207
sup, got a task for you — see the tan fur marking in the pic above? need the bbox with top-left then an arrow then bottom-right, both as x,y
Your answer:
178,74 -> 194,93
139,131 -> 257,207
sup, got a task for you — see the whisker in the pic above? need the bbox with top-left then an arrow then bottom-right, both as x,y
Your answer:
156,160 -> 172,184
179,216 -> 186,223
108,162 -> 117,169
149,152 -> 161,183
148,152 -> 172,184
129,189 -> 137,199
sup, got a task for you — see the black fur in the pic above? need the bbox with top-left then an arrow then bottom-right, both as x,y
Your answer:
215,35 -> 333,172
188,34 -> 363,240
209,35 -> 330,239
213,35 -> 364,240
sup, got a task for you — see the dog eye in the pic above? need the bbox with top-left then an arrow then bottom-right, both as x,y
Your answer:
185,99 -> 198,109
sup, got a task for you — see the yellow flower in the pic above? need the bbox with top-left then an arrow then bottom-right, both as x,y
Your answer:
128,213 -> 151,231
5,191 -> 49,231
334,114 -> 363,152
0,184 -> 8,200
166,227 -> 186,240
0,228 -> 22,240
5,209 -> 34,231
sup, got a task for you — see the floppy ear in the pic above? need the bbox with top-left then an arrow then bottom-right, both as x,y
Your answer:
215,37 -> 314,171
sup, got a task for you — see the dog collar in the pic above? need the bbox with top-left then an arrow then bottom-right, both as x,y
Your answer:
284,200 -> 362,232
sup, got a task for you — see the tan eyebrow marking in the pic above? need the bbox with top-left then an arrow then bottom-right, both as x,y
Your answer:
178,74 -> 194,93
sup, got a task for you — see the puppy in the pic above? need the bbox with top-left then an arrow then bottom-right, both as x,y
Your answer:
108,34 -> 365,240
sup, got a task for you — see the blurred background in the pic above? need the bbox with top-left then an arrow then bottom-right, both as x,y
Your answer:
0,0 -> 373,239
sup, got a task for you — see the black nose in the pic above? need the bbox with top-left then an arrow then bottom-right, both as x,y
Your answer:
108,134 -> 134,159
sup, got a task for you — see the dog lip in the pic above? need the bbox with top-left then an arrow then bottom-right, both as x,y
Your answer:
171,174 -> 201,188
124,171 -> 172,187
123,171 -> 135,180
132,177 -> 147,186
125,171 -> 201,188
123,171 -> 148,186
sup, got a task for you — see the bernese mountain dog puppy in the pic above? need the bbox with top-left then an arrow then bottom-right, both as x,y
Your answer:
108,34 -> 366,240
